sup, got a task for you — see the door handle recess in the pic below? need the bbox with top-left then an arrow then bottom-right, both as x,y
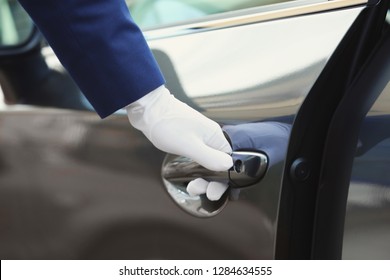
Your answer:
161,151 -> 268,217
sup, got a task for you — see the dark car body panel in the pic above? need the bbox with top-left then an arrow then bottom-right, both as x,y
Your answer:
0,111 -> 274,259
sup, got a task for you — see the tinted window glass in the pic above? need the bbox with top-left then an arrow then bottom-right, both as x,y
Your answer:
343,81 -> 390,259
0,0 -> 33,46
126,0 -> 294,29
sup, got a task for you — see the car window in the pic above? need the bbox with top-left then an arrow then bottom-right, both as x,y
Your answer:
0,0 -> 33,46
126,0 -> 296,29
342,77 -> 390,258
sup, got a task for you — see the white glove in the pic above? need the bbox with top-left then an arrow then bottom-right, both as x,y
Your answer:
186,178 -> 229,201
126,85 -> 232,200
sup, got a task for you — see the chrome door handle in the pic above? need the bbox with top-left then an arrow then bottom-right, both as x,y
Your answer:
229,151 -> 268,187
161,151 -> 268,217
162,151 -> 268,188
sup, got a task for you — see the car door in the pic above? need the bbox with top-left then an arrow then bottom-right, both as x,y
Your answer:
133,0 -> 390,259
0,0 -> 388,260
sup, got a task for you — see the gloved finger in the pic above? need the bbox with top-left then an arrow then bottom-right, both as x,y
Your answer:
187,140 -> 233,172
187,178 -> 208,196
205,128 -> 233,154
206,181 -> 229,201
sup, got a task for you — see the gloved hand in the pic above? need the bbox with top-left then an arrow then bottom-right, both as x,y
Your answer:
126,85 -> 232,201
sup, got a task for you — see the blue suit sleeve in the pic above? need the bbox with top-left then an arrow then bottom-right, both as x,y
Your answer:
18,0 -> 165,118
223,122 -> 291,166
